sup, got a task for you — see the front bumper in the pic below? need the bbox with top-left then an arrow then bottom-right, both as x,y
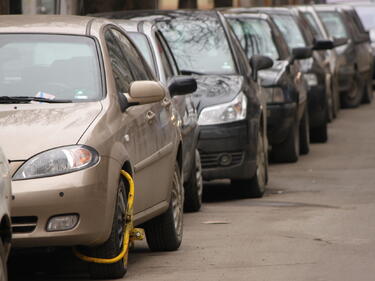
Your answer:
198,120 -> 256,181
267,102 -> 296,145
11,156 -> 118,248
307,84 -> 327,128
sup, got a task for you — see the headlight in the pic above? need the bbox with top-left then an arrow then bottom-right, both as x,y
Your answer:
13,145 -> 99,180
198,92 -> 247,126
304,73 -> 318,86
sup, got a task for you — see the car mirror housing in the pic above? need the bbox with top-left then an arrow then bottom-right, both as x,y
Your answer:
249,55 -> 274,81
168,76 -> 197,96
314,39 -> 334,50
292,47 -> 312,60
333,37 -> 348,47
126,81 -> 166,105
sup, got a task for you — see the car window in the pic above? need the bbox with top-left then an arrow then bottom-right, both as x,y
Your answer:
273,14 -> 307,49
157,17 -> 236,75
0,34 -> 102,101
127,32 -> 157,78
356,6 -> 375,30
111,29 -> 153,81
155,32 -> 174,81
302,12 -> 324,39
228,17 -> 279,60
105,30 -> 134,94
318,11 -> 349,39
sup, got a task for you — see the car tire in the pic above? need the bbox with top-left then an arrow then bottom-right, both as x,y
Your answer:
88,176 -> 128,280
184,149 -> 203,212
145,162 -> 183,251
310,122 -> 328,143
341,77 -> 363,108
332,77 -> 341,119
362,79 -> 373,104
299,109 -> 310,155
271,118 -> 299,163
0,241 -> 7,281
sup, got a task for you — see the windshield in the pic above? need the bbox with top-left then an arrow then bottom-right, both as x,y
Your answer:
273,14 -> 307,49
128,32 -> 157,77
157,18 -> 236,75
355,6 -> 375,30
0,34 -> 101,102
318,11 -> 349,39
228,18 -> 279,60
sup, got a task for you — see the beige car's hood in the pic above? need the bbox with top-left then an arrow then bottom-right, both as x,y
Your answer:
0,102 -> 102,160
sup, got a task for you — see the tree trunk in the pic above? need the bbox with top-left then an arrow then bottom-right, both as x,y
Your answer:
214,0 -> 233,7
179,0 -> 197,9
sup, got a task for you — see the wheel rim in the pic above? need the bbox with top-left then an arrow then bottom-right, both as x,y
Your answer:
256,133 -> 266,192
171,167 -> 183,239
195,150 -> 203,205
117,180 -> 127,250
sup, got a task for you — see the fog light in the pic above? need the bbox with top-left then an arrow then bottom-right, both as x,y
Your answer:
47,214 -> 79,232
219,153 -> 232,166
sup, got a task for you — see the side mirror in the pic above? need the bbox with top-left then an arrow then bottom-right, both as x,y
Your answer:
313,39 -> 334,50
249,55 -> 274,81
168,76 -> 197,96
126,81 -> 166,105
292,47 -> 312,60
333,37 -> 348,47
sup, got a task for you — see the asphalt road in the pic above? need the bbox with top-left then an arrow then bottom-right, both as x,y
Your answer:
9,102 -> 375,281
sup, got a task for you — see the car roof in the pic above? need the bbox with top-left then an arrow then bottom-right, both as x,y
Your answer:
0,15 -> 108,35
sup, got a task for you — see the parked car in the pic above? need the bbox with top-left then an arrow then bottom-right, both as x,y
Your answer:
315,5 -> 373,107
224,10 -> 311,162
0,148 -> 11,281
297,5 -> 347,119
116,20 -> 202,212
254,8 -> 334,143
112,10 -> 272,197
0,15 -> 190,279
353,3 -> 375,89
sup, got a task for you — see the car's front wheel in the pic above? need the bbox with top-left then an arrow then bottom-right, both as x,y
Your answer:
184,149 -> 203,212
271,118 -> 299,163
145,161 -> 183,251
341,77 -> 363,108
87,176 -> 128,279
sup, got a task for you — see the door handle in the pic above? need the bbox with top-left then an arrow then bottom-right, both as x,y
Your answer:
162,98 -> 171,108
146,110 -> 156,124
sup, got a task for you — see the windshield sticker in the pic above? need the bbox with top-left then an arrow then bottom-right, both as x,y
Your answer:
74,89 -> 88,99
36,91 -> 55,100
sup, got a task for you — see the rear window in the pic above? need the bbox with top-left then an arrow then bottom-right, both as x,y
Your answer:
0,34 -> 102,101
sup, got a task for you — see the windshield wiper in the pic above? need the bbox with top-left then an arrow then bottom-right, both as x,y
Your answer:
0,96 -> 72,104
180,69 -> 206,75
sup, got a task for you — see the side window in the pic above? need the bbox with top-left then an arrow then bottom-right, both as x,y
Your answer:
111,29 -> 153,81
104,30 -> 133,93
155,32 -> 175,80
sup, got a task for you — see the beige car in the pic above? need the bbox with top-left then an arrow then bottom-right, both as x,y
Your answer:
0,147 -> 11,281
0,15 -> 184,279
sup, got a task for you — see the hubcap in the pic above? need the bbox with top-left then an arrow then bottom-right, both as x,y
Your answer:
171,166 -> 183,239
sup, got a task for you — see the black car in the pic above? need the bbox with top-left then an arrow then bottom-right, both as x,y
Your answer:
117,20 -> 203,212
107,10 -> 272,197
224,10 -> 311,162
256,8 -> 334,143
315,5 -> 373,107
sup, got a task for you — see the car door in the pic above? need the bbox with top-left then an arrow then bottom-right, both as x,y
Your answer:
107,28 -> 170,213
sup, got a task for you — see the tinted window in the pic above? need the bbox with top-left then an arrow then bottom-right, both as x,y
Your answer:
157,17 -> 236,75
273,14 -> 307,49
228,18 -> 279,60
111,29 -> 152,81
0,34 -> 101,101
318,11 -> 349,39
356,6 -> 375,30
105,30 -> 133,93
127,32 -> 157,77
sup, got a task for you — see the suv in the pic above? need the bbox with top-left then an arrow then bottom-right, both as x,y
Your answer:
0,148 -> 11,281
117,20 -> 203,212
0,15 -> 186,279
